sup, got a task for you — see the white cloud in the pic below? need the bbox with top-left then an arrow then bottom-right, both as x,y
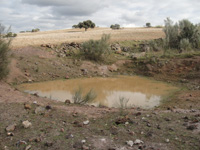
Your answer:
0,0 -> 199,32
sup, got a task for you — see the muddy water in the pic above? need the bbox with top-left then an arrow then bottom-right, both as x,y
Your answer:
18,76 -> 178,109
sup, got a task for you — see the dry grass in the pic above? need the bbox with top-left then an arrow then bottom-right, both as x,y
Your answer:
11,27 -> 164,48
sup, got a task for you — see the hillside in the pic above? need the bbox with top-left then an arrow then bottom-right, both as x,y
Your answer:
12,27 -> 164,48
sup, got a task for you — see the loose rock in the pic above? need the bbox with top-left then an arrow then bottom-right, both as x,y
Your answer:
65,99 -> 71,104
82,145 -> 90,150
44,141 -> 53,147
134,139 -> 144,145
83,120 -> 90,125
6,124 -> 16,132
22,120 -> 32,129
24,103 -> 31,110
25,145 -> 31,150
126,140 -> 134,147
35,106 -> 45,115
165,139 -> 170,143
7,132 -> 14,136
187,125 -> 197,130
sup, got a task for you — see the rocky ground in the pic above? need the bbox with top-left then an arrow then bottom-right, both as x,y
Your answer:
0,42 -> 200,150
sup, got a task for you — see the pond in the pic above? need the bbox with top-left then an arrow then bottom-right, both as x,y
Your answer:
17,76 -> 178,109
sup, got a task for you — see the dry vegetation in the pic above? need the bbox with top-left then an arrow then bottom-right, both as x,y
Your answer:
12,27 -> 164,48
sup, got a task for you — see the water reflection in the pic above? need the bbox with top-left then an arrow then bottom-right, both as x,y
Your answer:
18,76 -> 178,109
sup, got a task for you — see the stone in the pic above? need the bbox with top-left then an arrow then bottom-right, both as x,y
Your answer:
65,99 -> 71,104
65,75 -> 70,79
165,139 -> 170,143
81,140 -> 86,143
82,145 -> 90,150
81,69 -> 88,75
22,120 -> 32,128
147,123 -> 151,127
73,142 -> 83,149
66,134 -> 74,139
16,140 -> 27,147
25,145 -> 32,150
6,124 -> 16,132
24,103 -> 31,110
45,105 -> 52,110
126,140 -> 134,147
122,47 -> 130,52
83,120 -> 90,125
135,112 -> 142,116
100,138 -> 106,143
146,64 -> 153,72
35,106 -> 45,114
33,101 -> 37,104
157,125 -> 161,129
108,64 -> 118,72
44,141 -> 53,147
7,132 -> 14,136
187,125 -> 197,130
134,139 -> 144,145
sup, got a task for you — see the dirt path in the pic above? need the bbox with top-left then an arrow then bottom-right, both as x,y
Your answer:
7,59 -> 28,83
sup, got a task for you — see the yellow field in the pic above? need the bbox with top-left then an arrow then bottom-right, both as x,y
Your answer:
12,27 -> 164,48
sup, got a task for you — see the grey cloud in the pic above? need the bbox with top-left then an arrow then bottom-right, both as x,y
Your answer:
1,0 -> 200,32
21,0 -> 68,6
22,0 -> 104,16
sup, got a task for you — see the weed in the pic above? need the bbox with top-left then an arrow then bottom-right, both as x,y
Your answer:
117,96 -> 130,116
73,87 -> 97,104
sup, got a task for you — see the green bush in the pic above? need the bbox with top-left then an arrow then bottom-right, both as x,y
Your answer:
80,34 -> 111,62
0,24 -> 10,80
110,24 -> 120,29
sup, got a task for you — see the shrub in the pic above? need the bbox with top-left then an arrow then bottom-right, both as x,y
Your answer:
72,87 -> 97,104
80,34 -> 111,62
13,33 -> 17,37
154,25 -> 163,28
163,18 -> 179,49
110,24 -> 120,29
180,38 -> 191,51
0,24 -> 10,80
32,28 -> 40,32
4,32 -> 17,38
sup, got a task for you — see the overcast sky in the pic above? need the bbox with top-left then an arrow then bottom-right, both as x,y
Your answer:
0,0 -> 200,32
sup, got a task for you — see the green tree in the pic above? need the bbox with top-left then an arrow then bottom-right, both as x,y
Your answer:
146,22 -> 151,27
110,24 -> 120,29
74,20 -> 96,31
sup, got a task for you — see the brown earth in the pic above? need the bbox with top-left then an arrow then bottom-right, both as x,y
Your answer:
0,45 -> 200,150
